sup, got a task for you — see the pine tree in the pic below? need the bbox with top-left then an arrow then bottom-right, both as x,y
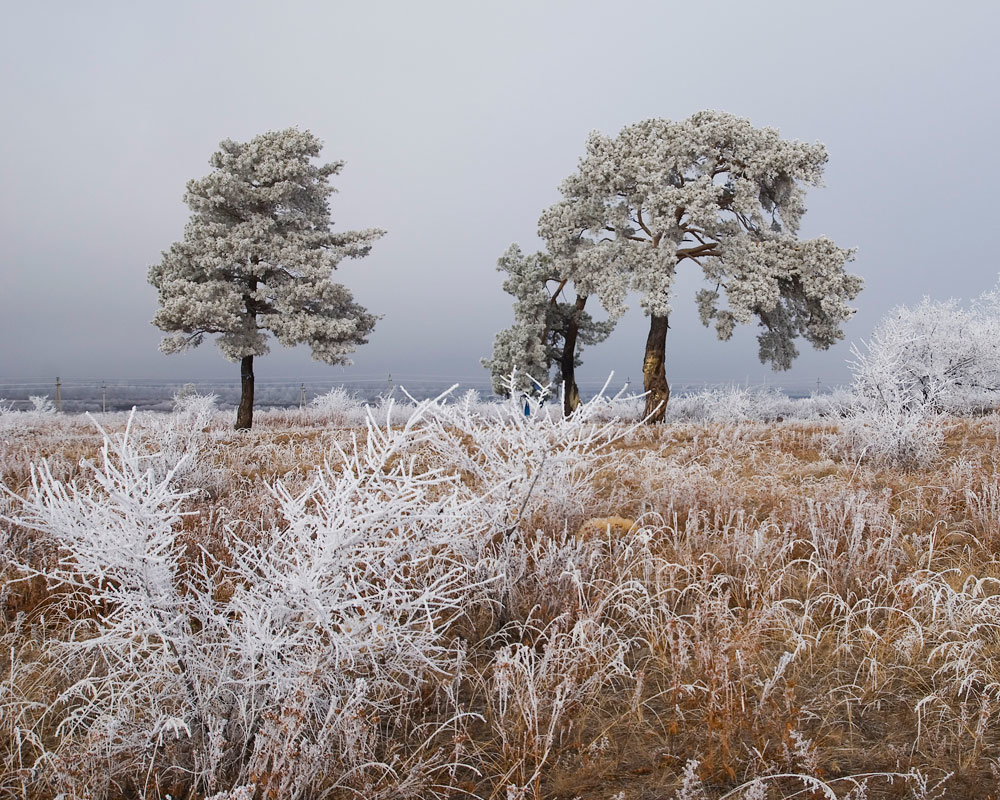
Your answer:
539,111 -> 862,422
483,245 -> 614,415
148,128 -> 383,428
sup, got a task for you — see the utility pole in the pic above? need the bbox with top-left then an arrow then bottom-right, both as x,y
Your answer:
387,372 -> 392,395
102,382 -> 107,413
299,383 -> 306,411
55,377 -> 62,413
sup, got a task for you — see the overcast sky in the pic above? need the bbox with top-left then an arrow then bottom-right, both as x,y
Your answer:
1,0 -> 998,391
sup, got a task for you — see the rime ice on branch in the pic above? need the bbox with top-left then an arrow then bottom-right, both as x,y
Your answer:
538,110 -> 862,422
148,128 -> 383,429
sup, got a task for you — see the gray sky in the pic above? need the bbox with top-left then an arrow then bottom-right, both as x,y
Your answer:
1,0 -> 998,390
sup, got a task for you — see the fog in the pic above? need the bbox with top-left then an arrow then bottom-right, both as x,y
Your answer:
1,0 -> 997,395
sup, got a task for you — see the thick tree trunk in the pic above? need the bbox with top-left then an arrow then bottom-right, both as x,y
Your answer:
235,355 -> 254,430
642,314 -> 670,423
561,295 -> 587,417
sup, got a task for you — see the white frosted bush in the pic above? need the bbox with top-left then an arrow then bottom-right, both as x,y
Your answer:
664,385 -> 806,423
1,406 -> 496,798
140,390 -> 223,495
4,418 -> 202,797
806,387 -> 855,419
834,404 -> 945,469
29,396 -> 56,415
851,295 -> 1000,415
410,375 -> 639,537
0,396 -> 59,434
831,289 -> 1000,468
308,385 -> 362,425
171,384 -> 219,426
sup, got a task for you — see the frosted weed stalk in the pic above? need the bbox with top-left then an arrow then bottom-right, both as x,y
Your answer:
486,613 -> 633,800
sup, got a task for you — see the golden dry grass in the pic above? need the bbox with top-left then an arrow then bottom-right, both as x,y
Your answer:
3,411 -> 1000,798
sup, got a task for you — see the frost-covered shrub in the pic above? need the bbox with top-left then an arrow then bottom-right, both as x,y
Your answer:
586,392 -> 646,422
202,433 -> 487,798
172,384 -> 219,425
831,289 -> 1000,468
0,396 -> 59,434
411,376 -> 639,536
28,395 -> 56,415
308,385 -> 362,425
577,384 -> 844,425
833,404 -> 945,469
664,385 -> 808,423
851,295 -> 1000,415
138,390 -> 223,495
3,407 -> 491,799
4,421 -> 202,797
805,386 -> 855,419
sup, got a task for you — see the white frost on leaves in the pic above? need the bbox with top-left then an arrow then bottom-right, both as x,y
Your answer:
537,110 -> 862,370
148,128 -> 382,365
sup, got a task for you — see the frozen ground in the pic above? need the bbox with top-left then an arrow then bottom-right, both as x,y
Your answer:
2,387 -> 999,798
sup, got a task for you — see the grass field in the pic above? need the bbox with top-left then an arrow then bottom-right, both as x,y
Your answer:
2,395 -> 1000,799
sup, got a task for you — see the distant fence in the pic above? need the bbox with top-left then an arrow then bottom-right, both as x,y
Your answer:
0,375 -> 839,414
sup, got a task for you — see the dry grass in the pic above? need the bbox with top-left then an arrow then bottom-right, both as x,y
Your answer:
3,407 -> 1000,799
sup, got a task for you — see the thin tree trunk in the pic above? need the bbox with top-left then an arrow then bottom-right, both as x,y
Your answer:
236,355 -> 254,430
642,314 -> 670,423
561,295 -> 587,417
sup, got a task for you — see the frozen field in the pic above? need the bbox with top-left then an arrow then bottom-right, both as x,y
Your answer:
2,388 -> 1000,798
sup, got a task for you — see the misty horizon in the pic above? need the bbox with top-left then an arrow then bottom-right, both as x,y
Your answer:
2,1 -> 998,389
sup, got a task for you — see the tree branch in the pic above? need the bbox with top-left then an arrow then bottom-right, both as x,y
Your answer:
677,243 -> 719,260
548,278 -> 568,306
637,206 -> 654,239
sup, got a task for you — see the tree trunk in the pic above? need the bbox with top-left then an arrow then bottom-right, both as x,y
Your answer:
642,314 -> 670,423
235,355 -> 254,430
561,295 -> 587,417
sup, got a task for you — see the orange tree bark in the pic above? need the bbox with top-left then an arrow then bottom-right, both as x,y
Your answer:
642,314 -> 670,423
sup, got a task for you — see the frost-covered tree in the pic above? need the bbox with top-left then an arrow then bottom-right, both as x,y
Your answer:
850,289 -> 1000,414
539,111 -> 862,422
148,128 -> 383,429
483,245 -> 614,415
